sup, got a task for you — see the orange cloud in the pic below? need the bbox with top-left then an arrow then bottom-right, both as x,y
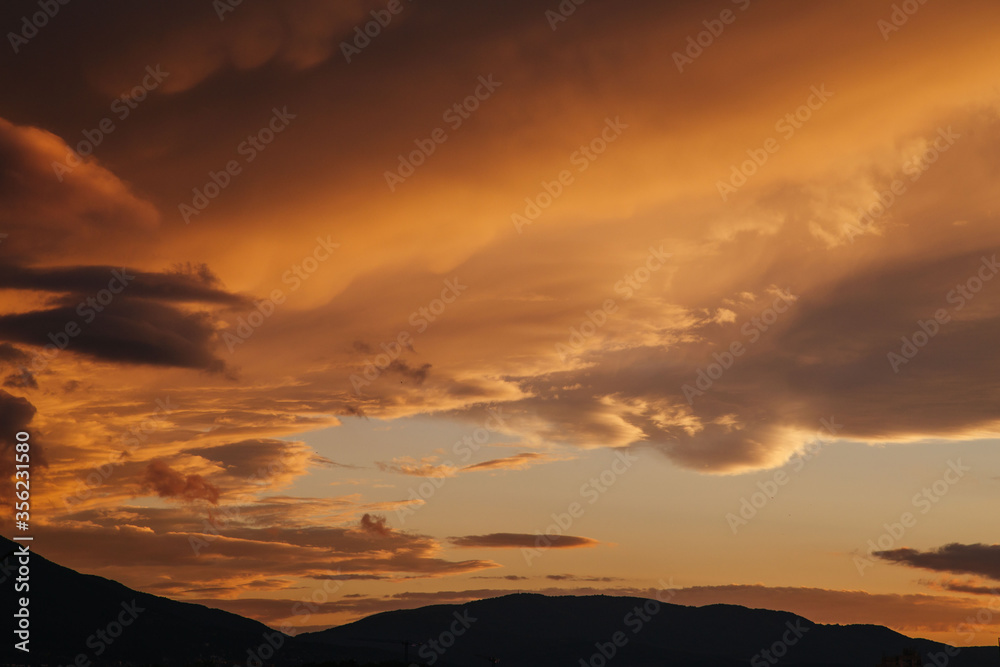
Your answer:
462,452 -> 557,472
375,456 -> 457,478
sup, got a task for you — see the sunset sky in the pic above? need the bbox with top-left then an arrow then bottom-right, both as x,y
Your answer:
2,0 -> 1000,647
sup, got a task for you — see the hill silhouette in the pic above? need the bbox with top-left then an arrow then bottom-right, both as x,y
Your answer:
0,535 -> 323,665
2,535 -> 996,666
298,593 -> 998,667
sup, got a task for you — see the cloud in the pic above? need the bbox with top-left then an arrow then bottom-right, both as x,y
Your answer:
143,459 -> 221,504
184,439 -> 341,490
358,513 -> 391,537
375,456 -> 457,478
385,360 -> 432,385
449,533 -> 599,549
545,574 -> 624,582
0,343 -> 29,365
311,573 -> 389,581
875,544 -> 1000,581
0,300 -> 228,372
82,0 -> 397,94
31,505 -> 500,589
462,452 -> 556,472
0,117 -> 158,264
931,580 -> 1000,596
667,584 -> 995,635
3,369 -> 37,390
376,452 -> 559,477
0,390 -> 46,504
498,235 -> 1000,472
0,264 -> 250,372
0,264 -> 246,305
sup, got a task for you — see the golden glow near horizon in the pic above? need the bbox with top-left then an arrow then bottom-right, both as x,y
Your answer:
2,0 -> 1000,647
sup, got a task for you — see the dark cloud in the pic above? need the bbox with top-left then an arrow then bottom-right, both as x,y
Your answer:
385,360 -> 431,384
183,438 -> 342,484
144,459 -> 221,504
0,263 -> 249,373
358,513 -> 391,537
0,264 -> 246,305
449,533 -> 599,549
546,574 -> 624,582
0,343 -> 29,364
166,262 -> 223,287
0,390 -> 46,504
311,573 -> 388,581
3,369 -> 37,389
0,299 -> 227,372
28,520 -> 500,586
935,581 -> 1000,596
875,544 -> 1000,581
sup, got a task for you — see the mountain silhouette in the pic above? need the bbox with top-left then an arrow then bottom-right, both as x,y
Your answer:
297,593 -> 998,666
0,535 -> 323,665
2,535 -> 997,666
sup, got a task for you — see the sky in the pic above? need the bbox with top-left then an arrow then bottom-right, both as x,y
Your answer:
2,0 -> 1000,647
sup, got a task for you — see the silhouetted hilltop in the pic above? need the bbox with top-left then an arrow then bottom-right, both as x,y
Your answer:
0,535 -> 323,665
2,535 -> 996,666
299,593 -> 997,667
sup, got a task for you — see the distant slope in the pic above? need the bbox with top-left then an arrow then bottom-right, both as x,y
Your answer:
2,535 -> 995,667
298,593 -> 998,667
0,535 -> 324,665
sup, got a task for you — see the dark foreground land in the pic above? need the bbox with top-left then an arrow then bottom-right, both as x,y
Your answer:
1,536 -> 993,666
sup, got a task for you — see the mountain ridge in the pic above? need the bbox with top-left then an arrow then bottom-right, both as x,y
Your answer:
2,535 -> 995,666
